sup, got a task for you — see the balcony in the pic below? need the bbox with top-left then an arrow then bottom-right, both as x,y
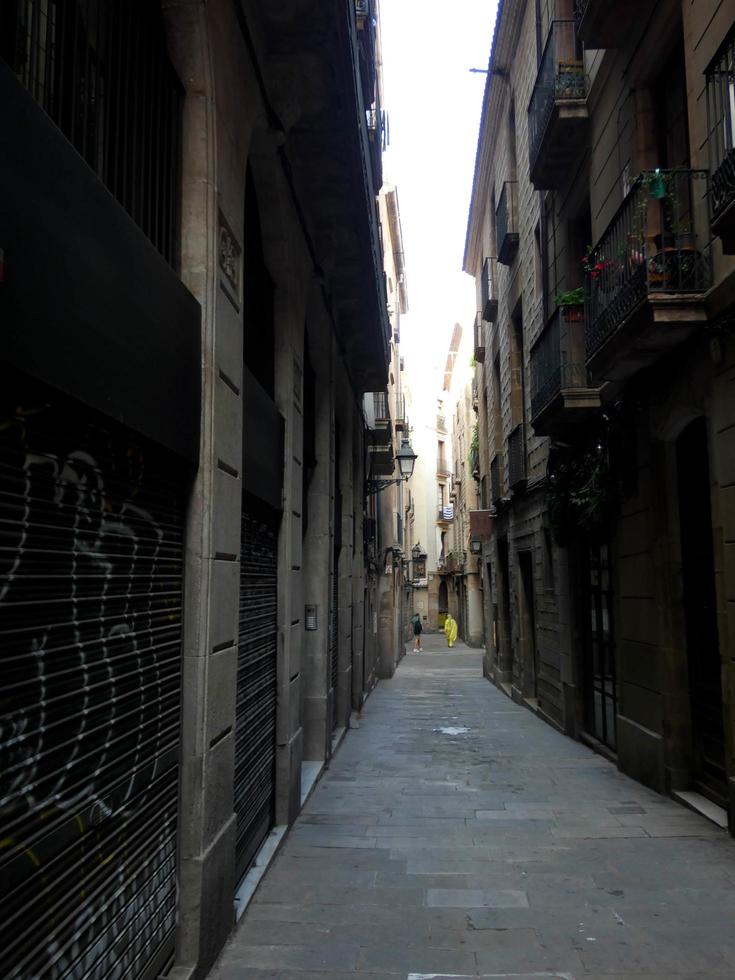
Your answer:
496,181 -> 519,265
481,256 -> 499,322
436,455 -> 451,477
490,454 -> 503,505
530,309 -> 601,436
585,169 -> 711,382
367,391 -> 392,445
437,504 -> 454,524
474,311 -> 486,363
528,21 -> 588,190
706,27 -> 735,253
472,377 -> 479,409
573,0 -> 638,49
436,414 -> 448,433
395,392 -> 407,431
507,425 -> 526,492
445,551 -> 466,574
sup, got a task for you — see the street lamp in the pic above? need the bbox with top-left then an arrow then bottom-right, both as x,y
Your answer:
365,438 -> 418,494
411,542 -> 427,583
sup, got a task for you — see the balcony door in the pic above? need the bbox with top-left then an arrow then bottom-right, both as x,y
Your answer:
676,417 -> 727,806
582,540 -> 617,752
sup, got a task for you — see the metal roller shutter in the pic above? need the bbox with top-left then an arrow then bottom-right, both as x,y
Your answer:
329,559 -> 339,731
235,504 -> 278,879
0,372 -> 184,980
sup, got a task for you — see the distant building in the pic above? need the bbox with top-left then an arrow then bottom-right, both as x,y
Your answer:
464,0 -> 735,833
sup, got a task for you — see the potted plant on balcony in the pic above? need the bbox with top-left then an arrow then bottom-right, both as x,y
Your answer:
554,287 -> 585,322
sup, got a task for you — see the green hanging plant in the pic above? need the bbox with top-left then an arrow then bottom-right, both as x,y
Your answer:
546,443 -> 619,545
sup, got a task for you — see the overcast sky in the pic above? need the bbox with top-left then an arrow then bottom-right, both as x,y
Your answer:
380,0 -> 498,401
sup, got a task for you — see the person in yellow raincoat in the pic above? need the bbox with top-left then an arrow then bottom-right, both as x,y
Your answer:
444,613 -> 458,648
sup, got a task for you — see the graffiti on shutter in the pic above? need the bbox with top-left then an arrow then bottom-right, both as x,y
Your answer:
235,506 -> 278,879
0,370 -> 184,979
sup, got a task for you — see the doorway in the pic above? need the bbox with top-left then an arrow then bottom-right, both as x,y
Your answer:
582,540 -> 617,751
518,551 -> 539,698
497,536 -> 513,679
676,417 -> 726,805
438,579 -> 448,627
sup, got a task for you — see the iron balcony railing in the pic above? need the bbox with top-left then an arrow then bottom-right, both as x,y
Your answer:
528,21 -> 586,175
481,257 -> 498,321
437,504 -> 454,523
437,413 -> 447,432
4,0 -> 183,268
530,309 -> 590,419
373,391 -> 390,420
445,551 -> 466,573
496,181 -> 519,265
507,424 -> 526,490
474,311 -> 486,363
395,392 -> 406,423
437,455 -> 451,475
706,26 -> 735,234
585,169 -> 712,360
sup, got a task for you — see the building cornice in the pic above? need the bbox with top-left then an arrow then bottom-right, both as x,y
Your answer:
463,0 -> 527,275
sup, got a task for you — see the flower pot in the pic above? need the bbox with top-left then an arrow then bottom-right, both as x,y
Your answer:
561,304 -> 584,323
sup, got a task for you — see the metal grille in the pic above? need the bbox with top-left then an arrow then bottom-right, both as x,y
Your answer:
706,26 -> 735,224
0,368 -> 183,980
373,391 -> 389,421
1,0 -> 183,267
585,169 -> 711,360
528,21 -> 586,173
236,507 -> 278,879
530,309 -> 590,419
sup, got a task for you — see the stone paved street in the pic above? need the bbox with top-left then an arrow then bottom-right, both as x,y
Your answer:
208,636 -> 735,980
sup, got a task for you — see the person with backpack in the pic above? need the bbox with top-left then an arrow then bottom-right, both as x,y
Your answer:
411,612 -> 423,652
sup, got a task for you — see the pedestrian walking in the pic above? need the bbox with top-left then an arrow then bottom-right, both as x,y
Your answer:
444,612 -> 457,649
411,612 -> 423,652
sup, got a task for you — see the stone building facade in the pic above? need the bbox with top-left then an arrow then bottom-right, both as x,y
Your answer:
464,0 -> 735,833
448,380 -> 485,646
0,1 -> 393,978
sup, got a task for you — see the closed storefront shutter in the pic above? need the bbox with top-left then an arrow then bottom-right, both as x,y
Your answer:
330,558 -> 339,731
0,372 -> 184,980
235,502 -> 278,879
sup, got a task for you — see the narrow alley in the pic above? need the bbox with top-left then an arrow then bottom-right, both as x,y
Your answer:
209,637 -> 735,980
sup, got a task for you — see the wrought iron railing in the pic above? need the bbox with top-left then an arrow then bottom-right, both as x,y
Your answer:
373,391 -> 389,420
4,0 -> 183,267
490,454 -> 502,504
437,455 -> 451,475
529,21 -> 586,173
395,392 -> 406,423
507,424 -> 526,490
437,504 -> 454,522
437,413 -> 447,431
481,257 -> 498,321
706,26 -> 735,227
530,310 -> 590,419
585,169 -> 711,360
496,181 -> 519,265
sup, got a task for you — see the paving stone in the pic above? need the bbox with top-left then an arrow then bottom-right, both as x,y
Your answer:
206,637 -> 735,979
